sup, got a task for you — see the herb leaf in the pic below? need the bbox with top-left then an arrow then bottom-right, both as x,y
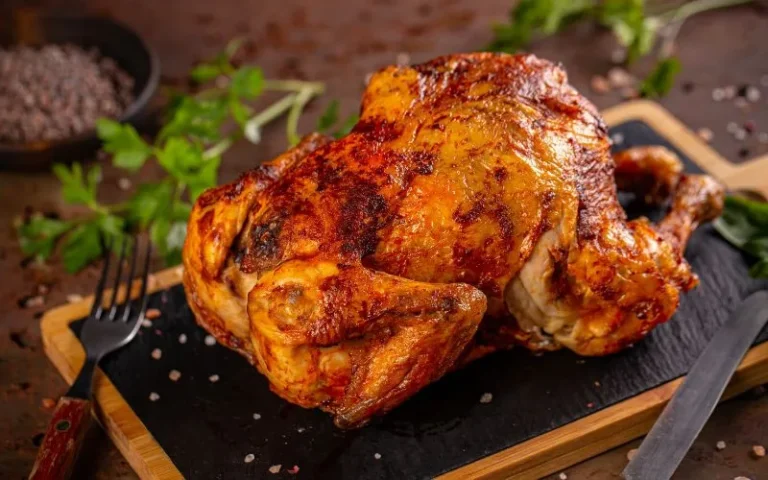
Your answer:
17,215 -> 73,260
334,114 -> 359,138
640,57 -> 681,98
61,220 -> 103,273
96,119 -> 153,171
156,138 -> 219,201
126,182 -> 175,229
317,100 -> 340,132
52,163 -> 101,207
715,195 -> 768,279
230,66 -> 264,99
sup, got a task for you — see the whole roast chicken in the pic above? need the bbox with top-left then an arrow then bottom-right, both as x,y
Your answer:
182,53 -> 724,427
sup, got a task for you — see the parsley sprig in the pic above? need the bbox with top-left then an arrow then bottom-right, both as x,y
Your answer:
488,0 -> 752,97
16,39 -> 355,273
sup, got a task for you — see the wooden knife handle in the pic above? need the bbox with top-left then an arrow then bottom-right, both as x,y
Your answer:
29,396 -> 91,480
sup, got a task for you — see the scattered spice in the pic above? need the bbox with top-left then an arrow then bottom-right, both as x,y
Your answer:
145,308 -> 162,320
752,445 -> 765,458
151,348 -> 162,360
168,369 -> 181,382
627,448 -> 638,461
594,381 -> 601,387
479,392 -> 493,404
204,335 -> 216,346
178,333 -> 188,344
268,464 -> 282,474
141,319 -> 152,328
738,148 -> 750,158
32,432 -> 44,446
586,402 -> 595,408
716,440 -> 727,451
287,465 -> 300,474
41,397 -> 56,409
66,294 -> 83,304
253,413 -> 262,420
244,453 -> 255,463
590,75 -> 610,94
697,128 -> 713,143
374,453 -> 382,460
208,374 -> 220,383
149,392 -> 160,402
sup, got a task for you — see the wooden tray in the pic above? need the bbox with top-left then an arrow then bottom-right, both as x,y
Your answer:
41,101 -> 768,480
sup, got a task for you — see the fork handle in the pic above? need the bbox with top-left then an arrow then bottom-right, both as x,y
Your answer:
29,396 -> 91,480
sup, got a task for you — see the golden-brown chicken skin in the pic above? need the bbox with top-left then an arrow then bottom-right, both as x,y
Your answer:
182,53 -> 724,427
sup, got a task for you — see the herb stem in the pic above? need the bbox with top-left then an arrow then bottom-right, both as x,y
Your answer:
659,0 -> 751,23
264,79 -> 325,94
286,87 -> 321,146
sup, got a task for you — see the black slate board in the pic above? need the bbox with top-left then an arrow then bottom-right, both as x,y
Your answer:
72,120 -> 768,480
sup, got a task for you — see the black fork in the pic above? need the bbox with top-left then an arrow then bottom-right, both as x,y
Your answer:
30,237 -> 152,480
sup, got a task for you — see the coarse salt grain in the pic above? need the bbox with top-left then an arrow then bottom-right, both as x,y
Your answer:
209,374 -> 220,383
746,87 -> 761,103
244,453 -> 255,463
145,308 -> 161,320
559,473 -> 568,480
590,75 -> 611,94
607,67 -> 633,88
594,381 -> 601,387
66,294 -> 83,304
117,177 -> 132,191
479,392 -> 493,404
716,440 -> 726,450
727,121 -> 739,133
169,370 -> 181,381
253,413 -> 262,420
151,348 -> 162,360
611,132 -> 624,145
752,445 -> 765,458
149,392 -> 160,401
297,427 -> 306,433
723,85 -> 737,100
395,52 -> 411,66
204,335 -> 216,346
586,402 -> 595,408
735,97 -> 749,109
734,477 -> 751,480
759,132 -> 768,144
697,128 -> 713,143
627,448 -> 638,461
268,464 -> 282,474
734,129 -> 747,141
142,319 -> 152,328
712,88 -> 725,101
374,453 -> 382,460
287,465 -> 300,474
178,333 -> 188,344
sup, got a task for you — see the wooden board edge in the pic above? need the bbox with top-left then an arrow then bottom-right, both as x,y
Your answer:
40,266 -> 185,480
39,102 -> 768,480
438,341 -> 768,480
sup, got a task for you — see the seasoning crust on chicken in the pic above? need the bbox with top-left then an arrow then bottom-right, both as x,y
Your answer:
182,53 -> 724,427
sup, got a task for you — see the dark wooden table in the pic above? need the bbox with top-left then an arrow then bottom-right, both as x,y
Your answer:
2,1 -> 767,478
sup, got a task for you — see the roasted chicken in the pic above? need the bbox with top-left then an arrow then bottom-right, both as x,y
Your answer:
182,53 -> 724,427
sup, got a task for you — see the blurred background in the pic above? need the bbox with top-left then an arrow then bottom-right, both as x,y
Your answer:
2,1 -> 767,478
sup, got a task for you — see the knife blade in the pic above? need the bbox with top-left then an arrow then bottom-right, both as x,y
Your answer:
623,289 -> 768,480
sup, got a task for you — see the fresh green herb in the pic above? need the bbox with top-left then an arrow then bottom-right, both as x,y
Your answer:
714,195 -> 768,278
316,100 -> 359,139
16,39 -> 328,272
488,0 -> 752,95
640,56 -> 681,98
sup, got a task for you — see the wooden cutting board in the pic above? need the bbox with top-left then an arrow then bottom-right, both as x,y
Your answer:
41,101 -> 768,480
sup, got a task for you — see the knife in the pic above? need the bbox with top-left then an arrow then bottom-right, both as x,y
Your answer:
623,289 -> 768,480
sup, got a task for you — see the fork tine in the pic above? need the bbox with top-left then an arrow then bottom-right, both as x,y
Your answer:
121,237 -> 140,322
107,238 -> 129,321
126,238 -> 152,326
90,238 -> 112,319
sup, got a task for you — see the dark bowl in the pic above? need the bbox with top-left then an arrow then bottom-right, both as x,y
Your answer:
0,9 -> 160,171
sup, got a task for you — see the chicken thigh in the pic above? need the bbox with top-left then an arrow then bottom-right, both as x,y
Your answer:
182,53 -> 724,427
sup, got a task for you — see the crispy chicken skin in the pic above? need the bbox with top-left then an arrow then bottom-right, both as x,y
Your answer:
183,53 -> 724,427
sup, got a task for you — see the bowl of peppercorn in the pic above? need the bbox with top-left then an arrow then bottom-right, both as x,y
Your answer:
0,9 -> 159,170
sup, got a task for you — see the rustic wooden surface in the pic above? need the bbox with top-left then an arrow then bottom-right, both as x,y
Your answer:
2,1 -> 768,479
